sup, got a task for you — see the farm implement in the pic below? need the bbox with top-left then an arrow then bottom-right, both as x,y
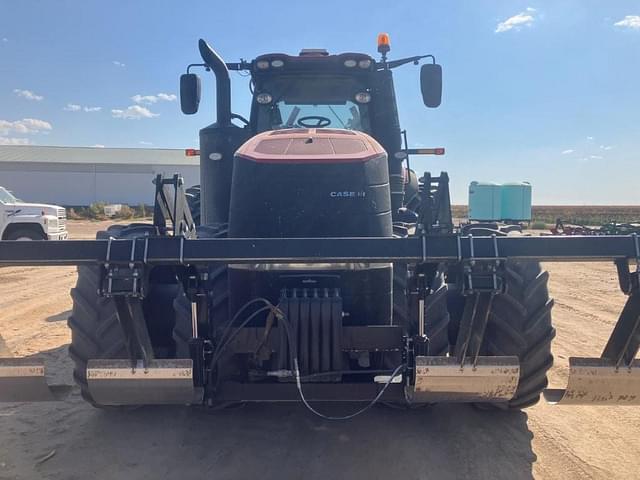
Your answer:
551,218 -> 640,236
0,35 -> 639,415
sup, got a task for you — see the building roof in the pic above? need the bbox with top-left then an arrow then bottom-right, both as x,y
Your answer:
0,145 -> 199,166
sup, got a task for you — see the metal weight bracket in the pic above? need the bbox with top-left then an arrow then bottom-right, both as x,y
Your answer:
100,236 -> 150,298
460,234 -> 504,296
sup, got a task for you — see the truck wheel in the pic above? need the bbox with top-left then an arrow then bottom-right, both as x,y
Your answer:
173,224 -> 229,357
449,260 -> 555,409
68,224 -> 178,407
5,227 -> 46,240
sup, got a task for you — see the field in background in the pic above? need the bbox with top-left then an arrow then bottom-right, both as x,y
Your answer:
452,205 -> 640,226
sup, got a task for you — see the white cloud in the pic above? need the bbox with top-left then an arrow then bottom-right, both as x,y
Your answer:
614,15 -> 640,29
91,144 -> 105,148
589,155 -> 604,160
131,93 -> 177,105
495,7 -> 537,33
600,145 -> 614,150
586,136 -> 594,140
131,94 -> 157,104
139,141 -> 153,146
65,103 -> 102,112
0,118 -> 53,135
111,105 -> 159,119
14,89 -> 44,101
2,38 -> 8,43
561,149 -> 574,155
0,137 -> 31,145
157,93 -> 177,101
113,60 -> 126,67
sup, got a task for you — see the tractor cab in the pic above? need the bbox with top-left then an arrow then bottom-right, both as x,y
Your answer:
179,34 -> 443,225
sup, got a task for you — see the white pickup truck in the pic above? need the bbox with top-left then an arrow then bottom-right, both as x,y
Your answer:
0,186 -> 68,240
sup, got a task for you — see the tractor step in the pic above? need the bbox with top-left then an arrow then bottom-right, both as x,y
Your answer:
544,357 -> 640,405
0,358 -> 71,402
409,356 -> 520,403
86,359 -> 201,406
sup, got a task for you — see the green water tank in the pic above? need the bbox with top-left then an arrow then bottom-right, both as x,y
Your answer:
501,182 -> 532,221
468,181 -> 501,221
468,181 -> 532,221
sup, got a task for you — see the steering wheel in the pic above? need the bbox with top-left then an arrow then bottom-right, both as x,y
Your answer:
297,115 -> 331,128
231,113 -> 250,126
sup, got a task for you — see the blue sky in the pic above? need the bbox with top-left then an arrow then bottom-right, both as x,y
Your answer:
1,1 -> 639,204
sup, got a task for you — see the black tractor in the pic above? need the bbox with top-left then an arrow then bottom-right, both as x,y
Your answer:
63,35 -> 555,413
4,31 -> 640,414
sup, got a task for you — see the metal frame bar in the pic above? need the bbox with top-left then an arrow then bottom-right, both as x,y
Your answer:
113,297 -> 155,369
152,174 -> 196,238
216,381 -> 406,402
1,234 -> 639,267
453,292 -> 494,367
601,288 -> 640,368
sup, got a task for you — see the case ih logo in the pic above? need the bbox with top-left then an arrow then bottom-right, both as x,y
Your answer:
330,191 -> 366,198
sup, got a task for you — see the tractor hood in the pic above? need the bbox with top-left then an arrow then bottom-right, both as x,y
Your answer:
235,128 -> 386,164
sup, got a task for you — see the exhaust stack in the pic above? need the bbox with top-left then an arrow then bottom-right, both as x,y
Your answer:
198,39 -> 232,126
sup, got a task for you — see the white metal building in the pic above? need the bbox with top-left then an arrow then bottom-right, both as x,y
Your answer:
0,145 -> 199,206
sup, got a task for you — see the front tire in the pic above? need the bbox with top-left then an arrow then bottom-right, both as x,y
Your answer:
5,227 -> 46,240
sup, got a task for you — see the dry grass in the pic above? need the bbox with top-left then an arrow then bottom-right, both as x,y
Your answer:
452,205 -> 640,226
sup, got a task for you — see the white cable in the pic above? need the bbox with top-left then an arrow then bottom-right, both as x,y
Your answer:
293,359 -> 405,421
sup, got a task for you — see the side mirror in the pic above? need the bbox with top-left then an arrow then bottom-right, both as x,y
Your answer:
180,73 -> 201,114
420,63 -> 442,108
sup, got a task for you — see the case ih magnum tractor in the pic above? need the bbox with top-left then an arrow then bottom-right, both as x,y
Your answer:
1,35 -> 639,415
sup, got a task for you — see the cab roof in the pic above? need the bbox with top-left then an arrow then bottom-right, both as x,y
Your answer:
251,51 -> 375,75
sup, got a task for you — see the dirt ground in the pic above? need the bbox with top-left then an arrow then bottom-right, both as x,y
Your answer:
0,220 -> 638,480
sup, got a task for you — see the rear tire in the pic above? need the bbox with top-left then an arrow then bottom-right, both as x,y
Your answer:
68,224 -> 178,407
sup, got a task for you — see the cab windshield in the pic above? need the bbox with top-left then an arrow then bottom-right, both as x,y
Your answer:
274,100 -> 366,130
0,187 -> 18,204
254,75 -> 371,133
